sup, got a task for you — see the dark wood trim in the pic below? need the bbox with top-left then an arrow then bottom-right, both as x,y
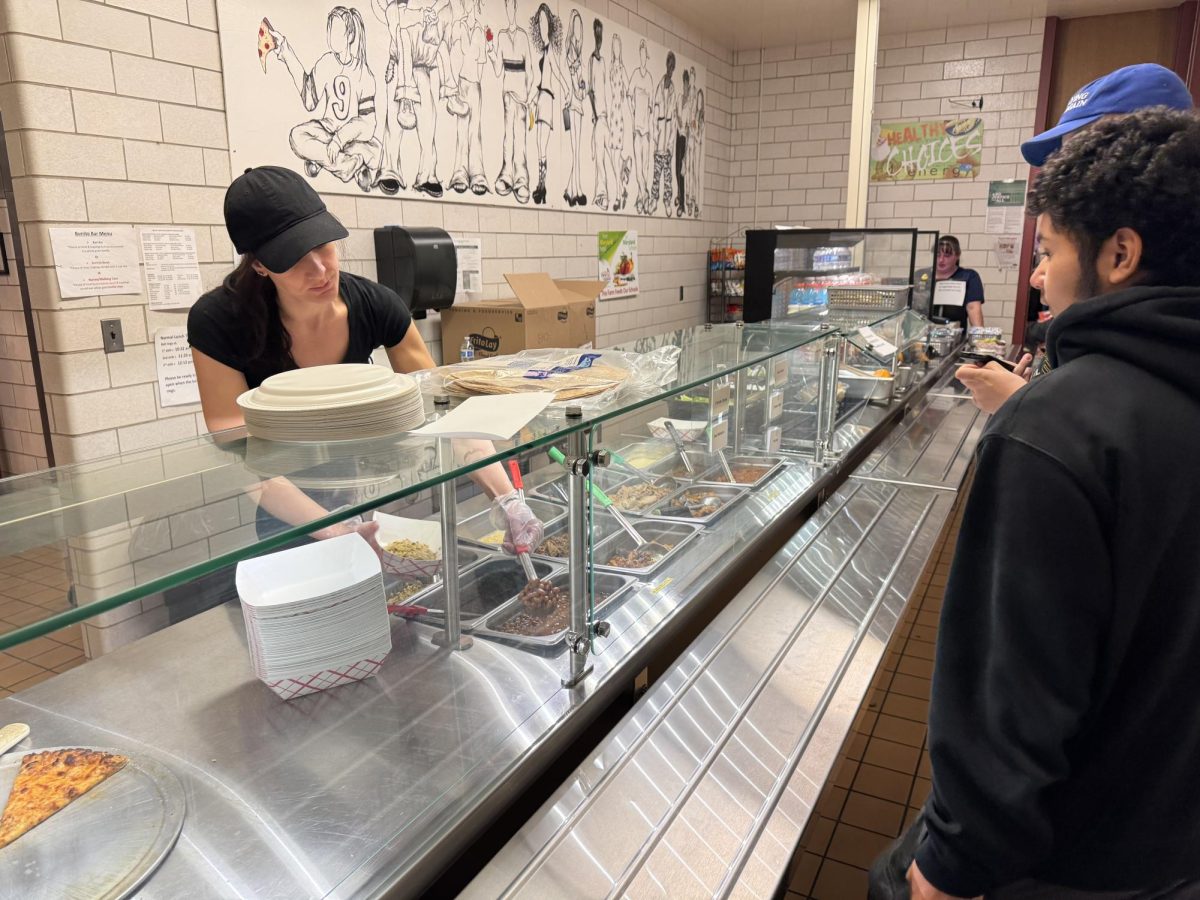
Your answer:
0,112 -> 55,468
1175,1 -> 1198,103
1011,17 -> 1059,348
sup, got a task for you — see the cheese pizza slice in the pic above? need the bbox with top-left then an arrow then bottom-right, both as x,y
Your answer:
0,748 -> 128,849
257,18 -> 276,72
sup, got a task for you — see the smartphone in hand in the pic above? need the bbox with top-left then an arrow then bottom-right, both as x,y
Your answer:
959,350 -> 1019,372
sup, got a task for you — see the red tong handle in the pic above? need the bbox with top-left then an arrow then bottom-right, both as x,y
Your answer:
507,459 -> 524,492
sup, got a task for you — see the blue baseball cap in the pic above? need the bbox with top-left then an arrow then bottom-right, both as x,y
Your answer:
1021,63 -> 1193,167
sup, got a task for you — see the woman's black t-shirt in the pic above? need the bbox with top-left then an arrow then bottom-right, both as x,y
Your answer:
187,271 -> 413,386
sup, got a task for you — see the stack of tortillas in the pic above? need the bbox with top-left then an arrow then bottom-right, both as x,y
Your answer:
443,361 -> 629,402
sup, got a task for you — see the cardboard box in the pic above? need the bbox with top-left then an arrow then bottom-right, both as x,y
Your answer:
440,273 -> 604,362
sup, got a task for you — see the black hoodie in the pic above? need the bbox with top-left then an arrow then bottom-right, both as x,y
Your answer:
915,286 -> 1200,896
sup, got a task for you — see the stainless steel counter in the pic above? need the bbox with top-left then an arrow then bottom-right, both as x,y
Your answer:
466,480 -> 955,899
0,465 -> 825,900
467,363 -> 985,899
0,355 -> 972,899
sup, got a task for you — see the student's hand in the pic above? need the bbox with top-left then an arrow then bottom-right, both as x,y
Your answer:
907,862 -> 977,900
955,358 -> 1030,414
1012,351 -> 1034,383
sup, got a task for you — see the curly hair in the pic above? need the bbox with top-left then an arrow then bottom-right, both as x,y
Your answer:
1027,107 -> 1200,286
530,3 -> 561,55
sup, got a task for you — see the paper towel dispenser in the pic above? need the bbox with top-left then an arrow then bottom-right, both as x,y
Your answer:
374,226 -> 457,319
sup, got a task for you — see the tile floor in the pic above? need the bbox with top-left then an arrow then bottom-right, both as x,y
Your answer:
0,547 -> 84,697
782,487 -> 968,899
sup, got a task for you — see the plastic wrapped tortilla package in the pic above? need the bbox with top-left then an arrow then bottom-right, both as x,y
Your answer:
419,347 -> 682,414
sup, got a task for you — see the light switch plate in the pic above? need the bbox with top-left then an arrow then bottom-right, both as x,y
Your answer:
101,318 -> 124,353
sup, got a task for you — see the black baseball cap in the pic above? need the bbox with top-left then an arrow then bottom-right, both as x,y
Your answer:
224,166 -> 349,273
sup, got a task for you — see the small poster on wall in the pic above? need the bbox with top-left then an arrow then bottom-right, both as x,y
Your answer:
452,235 -> 483,296
141,227 -> 204,310
48,226 -> 142,299
870,118 -> 984,182
986,180 -> 1026,235
154,327 -> 201,407
598,230 -> 637,300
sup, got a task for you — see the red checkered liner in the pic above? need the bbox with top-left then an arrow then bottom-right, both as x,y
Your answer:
263,658 -> 386,701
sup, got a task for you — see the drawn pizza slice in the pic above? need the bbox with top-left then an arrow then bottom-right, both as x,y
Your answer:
257,17 -> 276,73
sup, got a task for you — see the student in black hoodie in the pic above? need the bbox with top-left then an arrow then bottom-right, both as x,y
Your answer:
891,108 -> 1200,899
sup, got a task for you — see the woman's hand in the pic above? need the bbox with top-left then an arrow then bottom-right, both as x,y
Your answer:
315,519 -> 387,560
955,353 -> 1032,414
490,492 -> 544,555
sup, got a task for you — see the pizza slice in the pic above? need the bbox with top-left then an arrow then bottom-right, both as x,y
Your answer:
257,17 -> 277,73
0,748 -> 128,849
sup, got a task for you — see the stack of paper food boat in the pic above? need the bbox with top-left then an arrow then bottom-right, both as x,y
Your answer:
235,533 -> 392,701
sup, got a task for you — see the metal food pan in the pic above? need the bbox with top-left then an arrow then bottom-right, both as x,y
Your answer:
840,370 -> 894,403
612,440 -> 677,471
457,497 -> 566,549
643,483 -> 750,526
474,571 -> 636,648
529,515 -> 623,564
527,468 -> 632,506
412,556 -> 561,629
594,520 -> 703,577
692,455 -> 788,491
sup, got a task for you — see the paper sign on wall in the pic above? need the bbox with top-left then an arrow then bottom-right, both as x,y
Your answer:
141,227 -> 203,310
598,231 -> 638,300
49,226 -> 142,298
994,235 -> 1021,269
453,235 -> 483,296
154,327 -> 200,407
986,180 -> 1026,235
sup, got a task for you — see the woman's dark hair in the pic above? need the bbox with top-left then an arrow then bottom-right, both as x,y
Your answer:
529,3 -> 561,55
1027,107 -> 1200,286
227,254 -> 295,375
938,235 -> 961,259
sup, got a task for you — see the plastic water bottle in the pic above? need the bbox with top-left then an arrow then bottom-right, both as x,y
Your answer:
460,336 -> 474,362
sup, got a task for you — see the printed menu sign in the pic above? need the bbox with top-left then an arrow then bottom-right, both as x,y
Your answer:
155,327 -> 200,407
49,226 -> 141,298
141,227 -> 204,310
986,180 -> 1026,235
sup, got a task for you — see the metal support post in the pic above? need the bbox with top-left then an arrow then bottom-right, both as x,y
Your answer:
432,425 -> 471,650
562,426 -> 594,687
814,339 -> 841,466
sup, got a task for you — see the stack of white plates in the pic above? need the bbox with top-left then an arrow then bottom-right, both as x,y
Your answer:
236,364 -> 426,442
235,533 -> 392,701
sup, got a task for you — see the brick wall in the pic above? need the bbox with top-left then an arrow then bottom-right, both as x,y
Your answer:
1,0 -> 737,469
0,0 -> 737,655
731,19 -> 1044,337
0,195 -> 47,475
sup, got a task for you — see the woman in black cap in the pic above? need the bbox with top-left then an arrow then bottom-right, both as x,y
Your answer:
188,165 -> 542,553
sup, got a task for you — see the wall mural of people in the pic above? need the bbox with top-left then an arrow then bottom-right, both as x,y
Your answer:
224,0 -> 706,217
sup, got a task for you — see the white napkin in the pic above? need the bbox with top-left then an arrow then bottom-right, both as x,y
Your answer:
410,392 -> 556,440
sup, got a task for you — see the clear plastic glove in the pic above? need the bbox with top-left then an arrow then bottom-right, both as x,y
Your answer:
490,491 -> 545,556
955,353 -> 1033,414
315,518 -> 385,557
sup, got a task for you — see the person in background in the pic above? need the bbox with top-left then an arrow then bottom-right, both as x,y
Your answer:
957,62 -> 1192,415
875,107 -> 1200,899
187,166 -> 542,557
931,235 -> 985,328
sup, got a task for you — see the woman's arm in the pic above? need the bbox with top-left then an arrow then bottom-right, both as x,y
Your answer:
384,330 -> 515,499
966,301 -> 985,328
192,349 -> 375,540
192,348 -> 250,433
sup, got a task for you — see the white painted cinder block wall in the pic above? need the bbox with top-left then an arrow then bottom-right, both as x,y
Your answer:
0,0 -> 738,468
0,196 -> 47,475
731,19 -> 1044,338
